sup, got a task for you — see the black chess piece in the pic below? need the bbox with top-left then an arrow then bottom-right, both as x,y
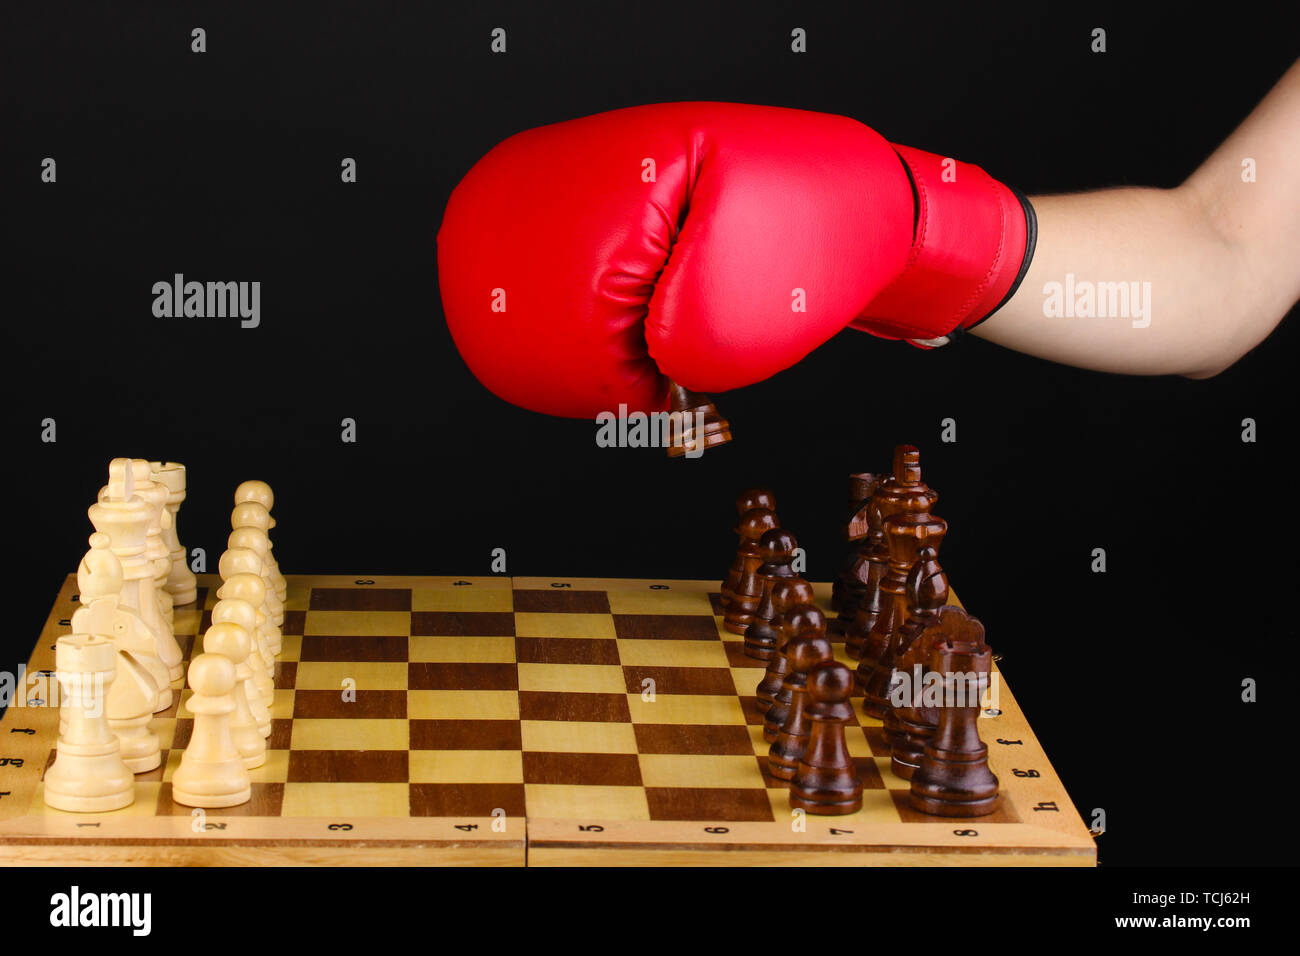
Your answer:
743,528 -> 798,660
789,662 -> 863,815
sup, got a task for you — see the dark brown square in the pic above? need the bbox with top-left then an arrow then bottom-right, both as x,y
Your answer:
512,589 -> 611,613
613,614 -> 720,641
309,587 -> 412,611
724,641 -> 767,668
408,662 -> 518,691
410,611 -> 515,637
518,691 -> 630,722
633,724 -> 754,756
708,593 -> 725,616
645,787 -> 774,822
268,718 -> 294,750
171,717 -> 193,749
274,660 -> 297,689
155,782 -> 285,816
623,666 -> 735,695
299,635 -> 409,662
280,609 -> 306,635
863,726 -> 891,757
855,756 -> 886,790
515,636 -> 620,665
293,689 -> 408,719
409,719 -> 523,751
287,750 -> 409,783
522,752 -> 642,786
409,782 -> 527,818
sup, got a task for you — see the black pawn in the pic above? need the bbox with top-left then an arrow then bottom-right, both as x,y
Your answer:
790,662 -> 863,815
768,619 -> 834,781
764,605 -> 823,742
743,529 -> 798,660
755,579 -> 816,712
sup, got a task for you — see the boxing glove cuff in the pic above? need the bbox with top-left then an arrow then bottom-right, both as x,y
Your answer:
849,145 -> 1036,347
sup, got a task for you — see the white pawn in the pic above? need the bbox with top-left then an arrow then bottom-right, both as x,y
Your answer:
211,597 -> 273,736
217,574 -> 276,704
227,527 -> 284,632
72,531 -> 173,712
150,461 -> 198,606
220,546 -> 282,657
202,623 -> 266,769
233,482 -> 286,604
171,654 -> 251,808
44,635 -> 135,812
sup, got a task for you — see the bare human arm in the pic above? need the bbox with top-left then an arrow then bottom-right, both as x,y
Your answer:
973,59 -> 1300,379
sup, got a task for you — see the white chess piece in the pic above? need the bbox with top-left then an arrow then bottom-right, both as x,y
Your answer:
89,470 -> 184,684
170,654 -> 252,808
233,481 -> 286,604
150,461 -> 198,606
220,546 -> 283,657
43,635 -> 136,812
211,597 -> 273,736
72,531 -> 173,712
227,528 -> 284,633
202,622 -> 266,770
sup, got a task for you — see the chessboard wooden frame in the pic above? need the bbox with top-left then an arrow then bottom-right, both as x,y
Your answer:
0,574 -> 1097,866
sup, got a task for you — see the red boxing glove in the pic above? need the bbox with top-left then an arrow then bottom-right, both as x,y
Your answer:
437,102 -> 1033,418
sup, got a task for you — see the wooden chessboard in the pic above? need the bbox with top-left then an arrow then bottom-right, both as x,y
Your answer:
0,574 -> 1096,866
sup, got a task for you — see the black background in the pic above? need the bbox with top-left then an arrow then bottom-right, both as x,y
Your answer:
1,2 -> 1296,870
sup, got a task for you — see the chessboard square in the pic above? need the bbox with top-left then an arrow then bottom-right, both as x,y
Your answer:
288,750 -> 409,783
33,781 -> 165,818
172,607 -> 203,637
645,787 -> 773,822
845,726 -> 874,758
523,752 -> 642,786
408,690 -> 520,721
303,612 -> 411,639
249,749 -> 290,782
278,634 -> 302,662
606,588 -> 715,615
524,784 -> 649,821
308,587 -> 412,612
520,720 -> 638,754
412,586 -> 514,613
634,723 -> 754,756
270,688 -> 295,720
291,718 -> 409,751
874,757 -> 910,789
408,662 -> 518,691
517,662 -> 625,694
626,694 -> 745,725
616,638 -> 727,668
863,726 -> 892,758
623,665 -> 736,696
724,642 -> 766,668
293,689 -> 407,719
155,782 -> 285,816
409,782 -> 526,817
639,754 -> 767,790
410,611 -> 515,637
613,614 -> 720,641
513,612 -> 615,641
280,782 -> 409,818
150,716 -> 178,748
512,590 -> 611,614
280,611 -> 306,636
410,718 -> 523,750
298,633 -> 409,660
409,635 -> 516,663
294,661 -> 408,690
516,637 -> 620,666
268,718 -> 294,750
518,691 -> 630,723
854,699 -> 884,728
409,749 -> 523,784
274,661 -> 297,689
